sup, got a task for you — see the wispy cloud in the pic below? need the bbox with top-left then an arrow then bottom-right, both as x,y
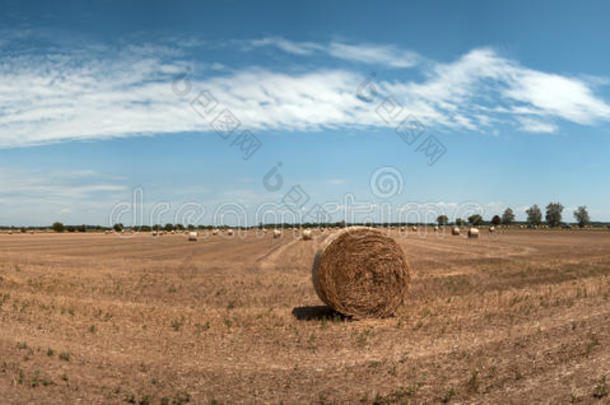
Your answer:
1,36 -> 610,148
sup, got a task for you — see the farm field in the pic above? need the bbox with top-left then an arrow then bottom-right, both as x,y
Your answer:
0,229 -> 609,404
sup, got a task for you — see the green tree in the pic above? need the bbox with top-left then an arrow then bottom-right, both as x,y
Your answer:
113,223 -> 124,232
573,206 -> 590,228
187,224 -> 195,231
164,223 -> 174,232
526,205 -> 542,226
545,202 -> 564,227
455,218 -> 463,226
502,208 -> 515,225
491,215 -> 502,226
468,214 -> 483,226
52,222 -> 65,233
437,215 -> 449,226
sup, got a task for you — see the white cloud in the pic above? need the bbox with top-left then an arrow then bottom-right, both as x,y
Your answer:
246,38 -> 421,68
1,40 -> 610,147
517,117 -> 558,133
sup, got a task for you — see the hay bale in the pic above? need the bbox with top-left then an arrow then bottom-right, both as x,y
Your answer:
188,231 -> 198,241
7,231 -> 12,235
452,227 -> 460,236
273,229 -> 281,239
411,226 -> 417,232
468,228 -> 480,238
312,227 -> 410,318
212,229 -> 218,236
434,226 -> 439,232
489,226 -> 495,233
301,229 -> 312,240
227,229 -> 234,236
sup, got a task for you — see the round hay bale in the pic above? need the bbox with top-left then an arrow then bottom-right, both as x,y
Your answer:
227,229 -> 234,236
7,231 -> 12,235
212,229 -> 218,236
468,228 -> 480,238
301,229 -> 312,240
273,229 -> 281,238
434,226 -> 439,232
188,231 -> 198,241
451,227 -> 460,236
152,231 -> 158,237
312,227 -> 410,318
489,226 -> 495,233
411,226 -> 417,232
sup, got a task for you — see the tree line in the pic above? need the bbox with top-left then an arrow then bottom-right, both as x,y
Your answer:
436,204 -> 591,228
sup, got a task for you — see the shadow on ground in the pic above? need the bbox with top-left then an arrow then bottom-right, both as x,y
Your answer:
291,306 -> 351,321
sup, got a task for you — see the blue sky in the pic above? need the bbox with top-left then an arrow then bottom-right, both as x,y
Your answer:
1,0 -> 610,226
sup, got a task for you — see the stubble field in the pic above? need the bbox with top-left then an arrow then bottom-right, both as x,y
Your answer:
0,228 -> 609,404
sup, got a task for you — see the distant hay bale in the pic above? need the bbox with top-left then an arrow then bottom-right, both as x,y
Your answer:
171,230 -> 175,234
227,229 -> 234,236
452,227 -> 461,236
188,231 -> 198,241
468,228 -> 480,238
273,229 -> 281,238
489,226 -> 495,233
7,231 -> 12,235
434,226 -> 439,232
152,231 -> 158,237
411,226 -> 417,232
401,227 -> 406,232
212,229 -> 218,236
301,229 -> 312,240
312,227 -> 410,318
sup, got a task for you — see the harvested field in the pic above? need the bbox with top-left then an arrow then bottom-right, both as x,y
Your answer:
0,230 -> 609,403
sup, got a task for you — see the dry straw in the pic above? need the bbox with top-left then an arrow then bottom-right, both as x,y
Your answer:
188,231 -> 198,241
301,229 -> 312,240
312,226 -> 410,318
468,228 -> 480,238
452,227 -> 461,236
273,229 -> 281,238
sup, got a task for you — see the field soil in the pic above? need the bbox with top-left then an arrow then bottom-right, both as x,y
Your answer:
0,228 -> 609,404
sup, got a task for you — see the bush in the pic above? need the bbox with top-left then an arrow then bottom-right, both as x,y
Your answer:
51,222 -> 65,233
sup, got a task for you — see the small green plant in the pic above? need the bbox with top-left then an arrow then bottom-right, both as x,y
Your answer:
171,316 -> 185,331
58,352 -> 71,361
442,388 -> 456,403
89,325 -> 97,333
47,348 -> 55,357
593,375 -> 608,399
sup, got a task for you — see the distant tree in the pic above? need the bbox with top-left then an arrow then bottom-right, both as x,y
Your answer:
573,206 -> 590,228
77,224 -> 87,232
176,224 -> 185,231
187,224 -> 195,231
468,214 -> 483,226
491,215 -> 502,226
20,227 -> 26,233
545,202 -> 564,227
437,215 -> 449,226
66,225 -> 76,233
455,218 -> 463,226
52,222 -> 65,233
526,205 -> 542,226
502,208 -> 515,225
164,223 -> 174,232
152,224 -> 161,231
113,223 -> 124,232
